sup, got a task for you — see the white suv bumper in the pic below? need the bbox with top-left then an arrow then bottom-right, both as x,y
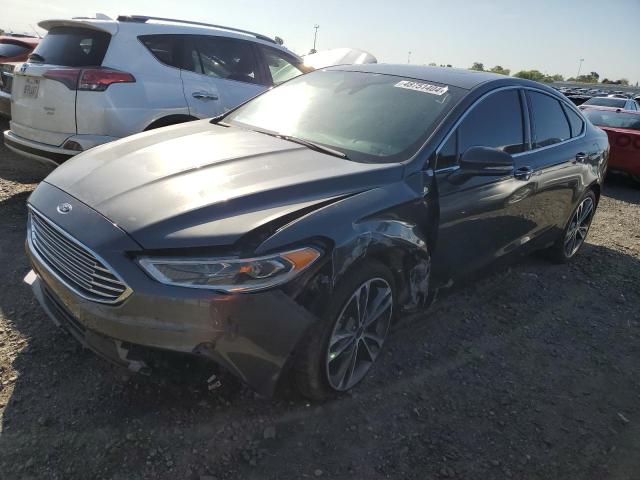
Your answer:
3,129 -> 119,167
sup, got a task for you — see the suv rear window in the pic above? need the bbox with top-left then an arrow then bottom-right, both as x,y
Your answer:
0,43 -> 31,58
29,27 -> 110,67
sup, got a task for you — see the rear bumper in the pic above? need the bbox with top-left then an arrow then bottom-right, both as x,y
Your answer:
609,151 -> 640,176
3,129 -> 118,166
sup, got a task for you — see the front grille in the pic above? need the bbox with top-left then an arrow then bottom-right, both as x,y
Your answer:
28,208 -> 130,303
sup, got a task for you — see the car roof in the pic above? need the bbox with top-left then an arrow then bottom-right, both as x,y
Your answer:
588,96 -> 627,101
38,17 -> 299,59
326,64 -> 530,90
0,36 -> 40,47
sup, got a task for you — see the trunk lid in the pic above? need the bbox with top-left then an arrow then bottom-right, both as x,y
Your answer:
10,24 -> 112,146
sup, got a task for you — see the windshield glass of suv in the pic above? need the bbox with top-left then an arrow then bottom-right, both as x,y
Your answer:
583,109 -> 640,131
583,97 -> 626,108
225,70 -> 463,162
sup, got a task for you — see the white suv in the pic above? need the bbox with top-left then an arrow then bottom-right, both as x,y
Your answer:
4,15 -> 309,166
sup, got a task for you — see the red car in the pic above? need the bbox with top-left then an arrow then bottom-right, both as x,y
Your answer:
0,35 -> 40,62
582,106 -> 640,185
0,35 -> 40,118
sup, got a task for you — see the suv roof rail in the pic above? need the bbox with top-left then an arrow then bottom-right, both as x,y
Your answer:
116,15 -> 277,44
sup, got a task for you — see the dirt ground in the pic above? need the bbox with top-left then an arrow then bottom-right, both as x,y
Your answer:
0,117 -> 639,480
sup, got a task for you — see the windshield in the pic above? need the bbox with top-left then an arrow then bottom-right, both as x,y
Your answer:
583,97 -> 627,108
583,109 -> 640,131
225,70 -> 463,163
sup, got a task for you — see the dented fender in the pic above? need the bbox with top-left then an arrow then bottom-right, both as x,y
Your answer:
257,176 -> 435,313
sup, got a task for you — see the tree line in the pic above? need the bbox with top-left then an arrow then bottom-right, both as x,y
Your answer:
464,62 -> 629,85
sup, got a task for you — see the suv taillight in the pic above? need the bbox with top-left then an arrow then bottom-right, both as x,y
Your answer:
79,69 -> 135,91
43,68 -> 135,91
42,68 -> 81,90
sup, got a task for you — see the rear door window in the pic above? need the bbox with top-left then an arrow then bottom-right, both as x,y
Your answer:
192,36 -> 263,85
458,89 -> 526,155
258,46 -> 305,85
562,105 -> 585,137
29,27 -> 110,66
139,34 -> 183,68
528,91 -> 571,148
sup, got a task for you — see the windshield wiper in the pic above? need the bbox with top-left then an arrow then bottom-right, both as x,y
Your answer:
273,133 -> 348,159
28,53 -> 45,63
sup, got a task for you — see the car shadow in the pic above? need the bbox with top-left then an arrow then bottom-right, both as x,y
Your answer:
603,174 -> 640,205
1,234 -> 639,477
0,119 -> 53,185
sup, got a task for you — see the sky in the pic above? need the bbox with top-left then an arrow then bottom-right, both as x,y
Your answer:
2,0 -> 639,85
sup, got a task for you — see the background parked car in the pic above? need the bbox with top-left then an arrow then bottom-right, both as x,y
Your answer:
0,35 -> 40,118
302,47 -> 377,70
3,15 -> 310,166
580,96 -> 639,110
582,105 -> 640,185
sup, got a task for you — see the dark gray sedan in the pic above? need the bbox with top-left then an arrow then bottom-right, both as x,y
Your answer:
24,65 -> 608,399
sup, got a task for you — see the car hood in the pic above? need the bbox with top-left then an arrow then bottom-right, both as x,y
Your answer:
44,120 -> 403,249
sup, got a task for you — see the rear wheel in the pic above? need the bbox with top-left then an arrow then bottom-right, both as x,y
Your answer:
630,174 -> 640,187
294,260 -> 395,400
546,190 -> 597,263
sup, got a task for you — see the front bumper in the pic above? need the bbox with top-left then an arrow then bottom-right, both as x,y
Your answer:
25,183 -> 319,396
3,129 -> 119,167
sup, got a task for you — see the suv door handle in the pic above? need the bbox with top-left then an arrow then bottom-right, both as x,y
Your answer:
192,91 -> 219,101
575,152 -> 588,163
514,166 -> 533,181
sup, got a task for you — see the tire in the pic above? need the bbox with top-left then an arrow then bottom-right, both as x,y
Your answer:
546,189 -> 597,264
294,260 -> 396,400
631,174 -> 640,187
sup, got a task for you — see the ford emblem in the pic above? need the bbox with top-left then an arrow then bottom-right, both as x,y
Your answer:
57,203 -> 72,214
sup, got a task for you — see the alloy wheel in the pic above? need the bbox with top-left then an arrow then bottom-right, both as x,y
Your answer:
564,196 -> 595,258
325,277 -> 393,391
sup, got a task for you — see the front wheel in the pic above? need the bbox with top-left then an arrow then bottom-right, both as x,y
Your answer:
294,260 -> 395,400
546,190 -> 597,263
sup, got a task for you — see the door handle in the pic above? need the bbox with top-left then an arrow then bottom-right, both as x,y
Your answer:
575,152 -> 588,163
192,91 -> 219,101
514,166 -> 533,181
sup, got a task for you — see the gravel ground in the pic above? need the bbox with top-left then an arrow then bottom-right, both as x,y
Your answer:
0,117 -> 639,479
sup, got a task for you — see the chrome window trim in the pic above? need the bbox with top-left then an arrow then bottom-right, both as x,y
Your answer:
434,85 -> 587,173
27,206 -> 132,305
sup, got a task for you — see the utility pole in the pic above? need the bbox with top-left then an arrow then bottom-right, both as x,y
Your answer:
576,58 -> 584,80
310,25 -> 319,54
407,51 -> 412,64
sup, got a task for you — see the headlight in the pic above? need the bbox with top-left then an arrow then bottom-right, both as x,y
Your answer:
138,247 -> 321,293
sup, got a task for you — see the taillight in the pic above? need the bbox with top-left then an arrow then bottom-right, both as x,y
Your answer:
42,68 -> 135,91
42,68 -> 81,90
616,135 -> 631,148
79,69 -> 135,91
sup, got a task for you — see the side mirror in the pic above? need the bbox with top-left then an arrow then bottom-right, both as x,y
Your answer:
459,146 -> 514,177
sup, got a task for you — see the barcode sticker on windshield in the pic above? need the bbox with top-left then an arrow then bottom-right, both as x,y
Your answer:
394,80 -> 448,95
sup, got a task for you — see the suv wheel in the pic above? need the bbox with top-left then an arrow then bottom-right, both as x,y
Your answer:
295,260 -> 395,400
